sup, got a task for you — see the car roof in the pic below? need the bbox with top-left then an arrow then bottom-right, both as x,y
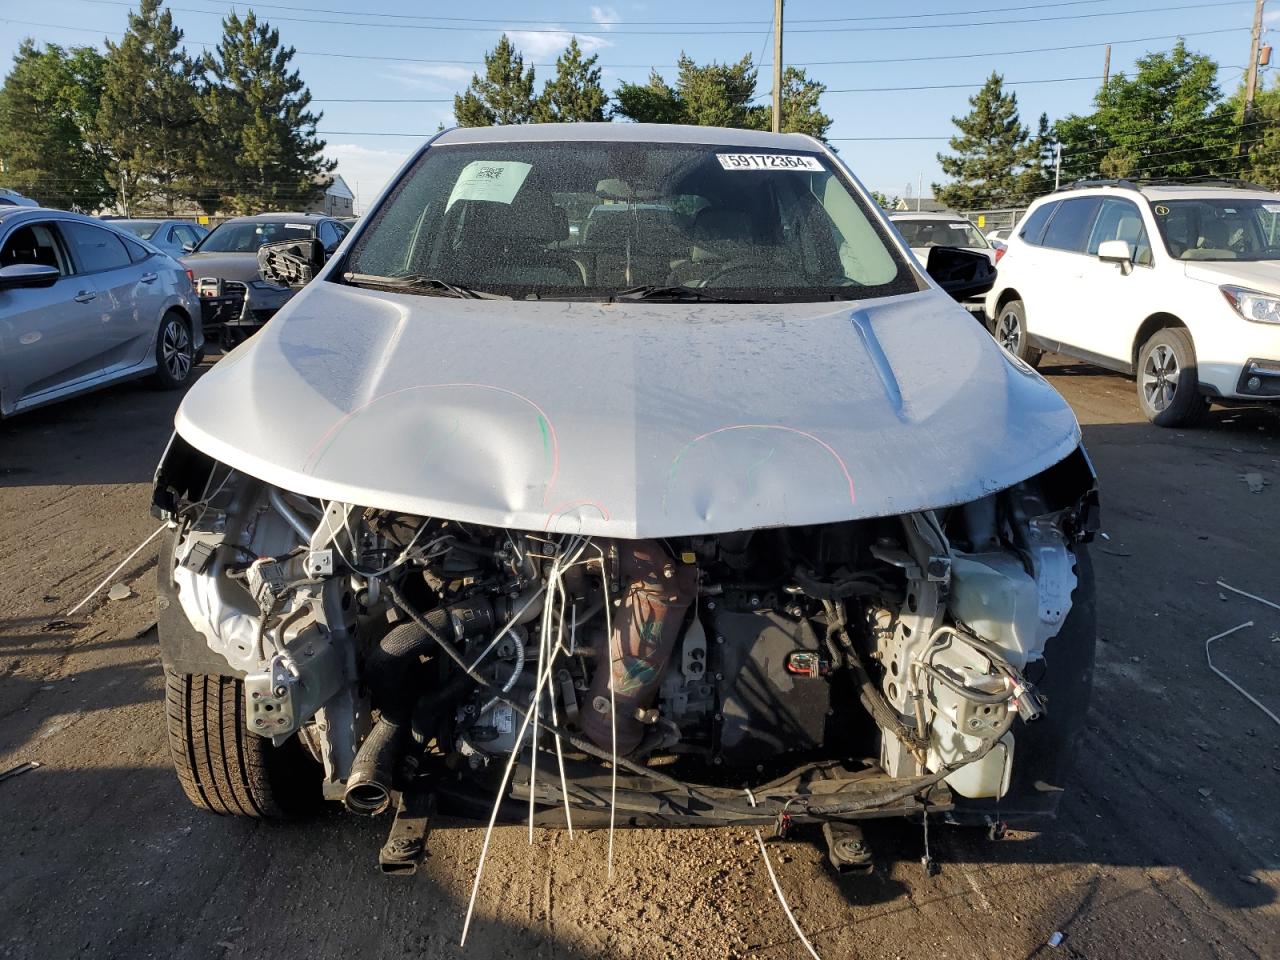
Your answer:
0,207 -> 108,227
889,212 -> 968,221
219,212 -> 327,224
1043,182 -> 1280,204
433,121 -> 823,151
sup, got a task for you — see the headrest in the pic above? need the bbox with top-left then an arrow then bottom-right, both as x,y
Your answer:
693,208 -> 751,244
467,191 -> 567,243
1115,215 -> 1142,245
1197,219 -> 1228,248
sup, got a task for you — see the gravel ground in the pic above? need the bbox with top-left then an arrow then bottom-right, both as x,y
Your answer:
1,356 -> 1277,960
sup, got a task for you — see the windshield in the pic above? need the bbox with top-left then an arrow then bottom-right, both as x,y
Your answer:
1151,197 -> 1280,261
893,218 -> 988,249
345,141 -> 914,302
197,220 -> 314,253
117,220 -> 162,240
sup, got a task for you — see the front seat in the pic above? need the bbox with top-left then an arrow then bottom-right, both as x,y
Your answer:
459,193 -> 584,286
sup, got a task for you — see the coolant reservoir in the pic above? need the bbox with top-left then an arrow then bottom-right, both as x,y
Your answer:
947,551 -> 1040,668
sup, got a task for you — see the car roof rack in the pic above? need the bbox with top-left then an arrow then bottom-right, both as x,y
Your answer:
1056,177 -> 1273,194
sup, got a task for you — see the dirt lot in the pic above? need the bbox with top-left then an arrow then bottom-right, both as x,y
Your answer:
1,356 -> 1278,960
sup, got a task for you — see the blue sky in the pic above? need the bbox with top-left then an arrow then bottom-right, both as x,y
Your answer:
0,0 -> 1264,210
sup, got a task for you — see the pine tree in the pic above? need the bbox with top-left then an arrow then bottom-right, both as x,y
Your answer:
533,38 -> 607,123
97,0 -> 205,215
0,41 -> 112,211
454,35 -> 536,126
934,73 -> 1044,210
612,70 -> 686,124
200,11 -> 333,214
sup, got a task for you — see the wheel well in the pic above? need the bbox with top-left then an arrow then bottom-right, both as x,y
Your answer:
1131,313 -> 1187,371
995,288 -> 1021,312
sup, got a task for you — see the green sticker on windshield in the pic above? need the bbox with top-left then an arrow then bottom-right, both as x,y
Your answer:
1154,204 -> 1170,216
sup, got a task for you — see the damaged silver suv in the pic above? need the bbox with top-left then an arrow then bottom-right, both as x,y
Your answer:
152,124 -> 1097,878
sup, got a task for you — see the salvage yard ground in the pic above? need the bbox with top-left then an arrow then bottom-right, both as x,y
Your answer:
0,357 -> 1277,960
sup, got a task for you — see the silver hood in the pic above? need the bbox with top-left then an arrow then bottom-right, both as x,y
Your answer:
174,282 -> 1081,538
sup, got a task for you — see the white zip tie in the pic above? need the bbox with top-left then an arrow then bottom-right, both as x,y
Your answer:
1217,579 -> 1280,614
745,788 -> 823,960
65,521 -> 170,617
1205,620 -> 1280,728
460,635 -> 567,947
593,546 -> 618,881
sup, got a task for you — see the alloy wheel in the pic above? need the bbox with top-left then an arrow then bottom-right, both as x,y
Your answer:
997,309 -> 1021,352
162,318 -> 193,381
1141,343 -> 1179,412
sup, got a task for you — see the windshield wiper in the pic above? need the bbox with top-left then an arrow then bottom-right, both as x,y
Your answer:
610,284 -> 743,303
342,272 -> 511,300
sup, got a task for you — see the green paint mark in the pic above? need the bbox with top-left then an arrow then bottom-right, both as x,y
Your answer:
744,445 -> 776,486
537,414 -> 551,458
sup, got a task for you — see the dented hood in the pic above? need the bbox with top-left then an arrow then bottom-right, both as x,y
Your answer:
174,282 -> 1081,537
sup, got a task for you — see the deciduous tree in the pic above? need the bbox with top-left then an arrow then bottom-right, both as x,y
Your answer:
0,41 -> 112,211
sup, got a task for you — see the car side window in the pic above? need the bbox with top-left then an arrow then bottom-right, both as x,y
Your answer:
121,235 -> 152,263
0,222 -> 72,275
1017,202 -> 1057,245
1041,197 -> 1103,253
61,221 -> 133,273
1086,198 -> 1154,266
174,225 -> 198,246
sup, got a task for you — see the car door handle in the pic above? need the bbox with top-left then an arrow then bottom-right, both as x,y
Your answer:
73,290 -> 97,303
139,272 -> 158,284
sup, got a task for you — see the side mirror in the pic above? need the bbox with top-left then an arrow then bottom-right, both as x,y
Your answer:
0,263 -> 60,290
258,238 -> 325,288
181,242 -> 196,254
1097,239 -> 1134,264
925,246 -> 996,302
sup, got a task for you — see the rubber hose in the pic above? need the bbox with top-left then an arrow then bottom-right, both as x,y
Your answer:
344,717 -> 401,815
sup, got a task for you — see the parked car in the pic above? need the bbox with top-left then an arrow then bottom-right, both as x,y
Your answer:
181,212 -> 349,348
890,212 -> 997,320
150,124 -> 1096,885
0,207 -> 201,416
0,188 -> 38,208
985,227 -> 1013,245
114,218 -> 208,258
986,179 -> 1280,426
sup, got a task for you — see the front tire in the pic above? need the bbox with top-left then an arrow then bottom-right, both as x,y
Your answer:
994,299 -> 1042,367
1136,327 -> 1208,427
150,311 -> 195,389
163,668 -> 321,818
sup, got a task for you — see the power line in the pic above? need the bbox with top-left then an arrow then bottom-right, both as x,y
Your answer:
60,0 -> 1251,36
0,18 -> 1245,72
55,0 -> 1131,28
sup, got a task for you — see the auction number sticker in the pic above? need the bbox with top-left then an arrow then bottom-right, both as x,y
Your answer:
717,153 -> 824,171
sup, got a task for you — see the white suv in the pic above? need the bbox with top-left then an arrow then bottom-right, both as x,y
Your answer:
985,180 -> 1280,426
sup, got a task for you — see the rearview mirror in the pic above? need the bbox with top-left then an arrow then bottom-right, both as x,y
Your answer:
0,263 -> 60,291
925,246 -> 996,302
1097,239 -> 1133,264
258,238 -> 325,288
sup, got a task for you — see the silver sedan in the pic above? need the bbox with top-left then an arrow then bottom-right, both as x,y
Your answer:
112,218 -> 209,259
0,207 -> 203,416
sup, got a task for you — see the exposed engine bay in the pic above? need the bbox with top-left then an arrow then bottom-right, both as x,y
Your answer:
154,440 -> 1097,849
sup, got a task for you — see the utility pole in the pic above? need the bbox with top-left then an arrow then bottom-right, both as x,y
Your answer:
917,172 -> 923,211
771,0 -> 784,133
1244,0 -> 1266,156
1054,142 -> 1063,190
1102,44 -> 1111,88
